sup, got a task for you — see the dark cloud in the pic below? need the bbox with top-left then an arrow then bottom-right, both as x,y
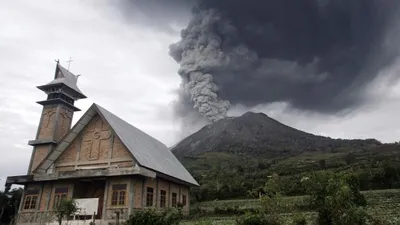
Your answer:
170,0 -> 400,121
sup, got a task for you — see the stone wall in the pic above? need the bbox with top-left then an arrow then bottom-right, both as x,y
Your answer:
133,177 -> 143,209
31,145 -> 51,173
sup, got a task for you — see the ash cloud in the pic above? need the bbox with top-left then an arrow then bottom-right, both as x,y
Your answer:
170,0 -> 400,121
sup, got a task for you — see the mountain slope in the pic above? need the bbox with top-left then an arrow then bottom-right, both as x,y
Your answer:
170,112 -> 400,202
172,112 -> 381,158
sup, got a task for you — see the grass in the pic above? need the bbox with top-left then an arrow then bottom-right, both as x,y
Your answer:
182,189 -> 400,224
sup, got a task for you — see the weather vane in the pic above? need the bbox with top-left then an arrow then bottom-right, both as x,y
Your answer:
66,57 -> 73,70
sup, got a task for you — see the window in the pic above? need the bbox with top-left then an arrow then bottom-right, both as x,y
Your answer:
146,187 -> 154,207
182,195 -> 187,206
53,187 -> 69,208
160,190 -> 166,208
171,192 -> 177,207
23,189 -> 40,210
111,184 -> 127,206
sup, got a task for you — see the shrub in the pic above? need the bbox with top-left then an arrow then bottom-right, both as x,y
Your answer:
53,198 -> 78,225
125,209 -> 182,225
235,212 -> 281,225
292,214 -> 307,225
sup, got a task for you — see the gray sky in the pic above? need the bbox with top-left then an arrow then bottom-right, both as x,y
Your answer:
1,0 -> 400,189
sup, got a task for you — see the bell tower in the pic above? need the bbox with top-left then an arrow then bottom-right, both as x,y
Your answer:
27,61 -> 87,174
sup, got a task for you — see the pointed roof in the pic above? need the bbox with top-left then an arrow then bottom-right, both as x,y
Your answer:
34,103 -> 199,186
37,63 -> 86,99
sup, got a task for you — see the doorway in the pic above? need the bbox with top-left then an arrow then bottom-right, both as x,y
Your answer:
73,178 -> 106,219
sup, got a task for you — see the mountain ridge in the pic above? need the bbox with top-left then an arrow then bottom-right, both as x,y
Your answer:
171,111 -> 381,158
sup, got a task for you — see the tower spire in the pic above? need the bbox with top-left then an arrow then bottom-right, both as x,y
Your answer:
26,61 -> 87,174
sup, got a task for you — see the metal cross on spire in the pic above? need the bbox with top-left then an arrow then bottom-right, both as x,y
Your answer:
66,57 -> 73,70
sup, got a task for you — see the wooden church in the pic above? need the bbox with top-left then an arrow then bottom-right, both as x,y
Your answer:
5,62 -> 199,225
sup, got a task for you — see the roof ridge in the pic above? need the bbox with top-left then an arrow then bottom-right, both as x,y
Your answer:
95,104 -> 199,186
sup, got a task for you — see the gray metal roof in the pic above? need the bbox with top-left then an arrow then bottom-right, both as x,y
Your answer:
96,104 -> 199,186
43,64 -> 86,98
35,103 -> 199,186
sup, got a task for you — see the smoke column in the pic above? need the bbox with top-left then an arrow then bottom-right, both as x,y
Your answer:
170,9 -> 234,121
170,0 -> 400,121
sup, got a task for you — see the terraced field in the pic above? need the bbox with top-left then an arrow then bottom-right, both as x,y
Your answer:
181,189 -> 400,225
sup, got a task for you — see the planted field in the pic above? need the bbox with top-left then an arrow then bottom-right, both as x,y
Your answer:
182,189 -> 400,224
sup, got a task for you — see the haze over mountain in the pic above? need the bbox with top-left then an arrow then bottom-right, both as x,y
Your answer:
172,111 -> 381,158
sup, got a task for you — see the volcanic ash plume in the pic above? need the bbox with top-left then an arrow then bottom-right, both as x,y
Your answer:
170,0 -> 400,122
169,9 -> 257,121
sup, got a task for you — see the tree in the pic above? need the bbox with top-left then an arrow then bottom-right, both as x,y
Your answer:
0,188 -> 23,224
237,174 -> 283,225
54,198 -> 78,225
302,171 -> 367,225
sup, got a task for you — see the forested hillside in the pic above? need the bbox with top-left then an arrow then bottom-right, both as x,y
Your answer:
171,112 -> 400,201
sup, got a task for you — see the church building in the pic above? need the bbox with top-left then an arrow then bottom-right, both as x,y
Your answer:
5,62 -> 199,225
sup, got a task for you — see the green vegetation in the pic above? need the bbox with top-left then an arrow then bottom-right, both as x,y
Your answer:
302,172 -> 368,225
188,189 -> 400,218
126,209 -> 183,225
185,143 -> 400,202
54,198 -> 78,225
182,175 -> 400,224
